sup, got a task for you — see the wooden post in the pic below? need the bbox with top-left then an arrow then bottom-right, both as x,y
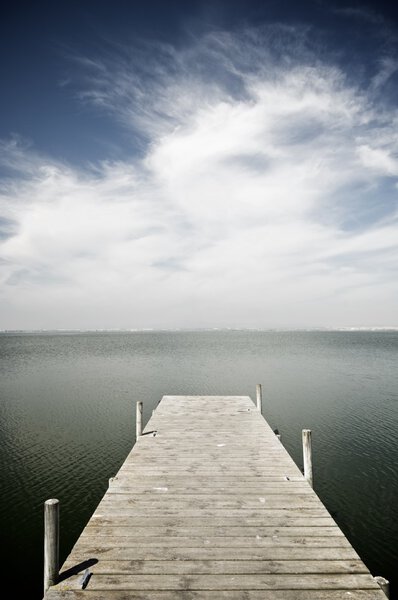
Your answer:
44,498 -> 59,592
302,429 -> 313,488
136,400 -> 143,439
256,384 -> 262,413
374,576 -> 390,598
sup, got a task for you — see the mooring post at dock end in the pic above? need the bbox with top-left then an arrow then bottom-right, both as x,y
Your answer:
256,383 -> 262,413
44,498 -> 59,593
374,575 -> 390,598
302,428 -> 313,488
136,400 -> 143,439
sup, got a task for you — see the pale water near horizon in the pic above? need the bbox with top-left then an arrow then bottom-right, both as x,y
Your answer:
0,330 -> 397,598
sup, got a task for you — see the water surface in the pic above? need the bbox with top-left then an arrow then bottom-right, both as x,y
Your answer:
0,331 -> 397,597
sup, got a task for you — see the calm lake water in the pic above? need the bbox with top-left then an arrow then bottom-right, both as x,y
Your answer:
0,330 -> 397,598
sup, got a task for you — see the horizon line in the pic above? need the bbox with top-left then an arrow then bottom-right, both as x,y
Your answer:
1,327 -> 398,333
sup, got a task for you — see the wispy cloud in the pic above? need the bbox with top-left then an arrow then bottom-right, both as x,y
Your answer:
332,6 -> 386,26
370,56 -> 398,92
1,24 -> 398,329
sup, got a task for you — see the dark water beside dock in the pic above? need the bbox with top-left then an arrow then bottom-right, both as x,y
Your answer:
0,330 -> 397,598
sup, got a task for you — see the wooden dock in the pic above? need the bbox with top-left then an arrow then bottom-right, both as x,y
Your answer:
44,395 -> 386,599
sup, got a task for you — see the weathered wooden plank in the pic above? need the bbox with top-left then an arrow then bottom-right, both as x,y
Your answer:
143,433 -> 278,437
73,535 -> 351,548
91,509 -> 332,518
97,494 -> 321,508
101,493 -> 318,502
131,449 -> 285,453
120,461 -> 295,467
108,485 -> 313,494
127,440 -> 289,446
45,592 -> 388,600
81,526 -> 344,537
60,546 -> 361,561
60,559 -> 369,575
113,472 -> 305,479
123,451 -> 295,457
118,464 -> 302,472
115,470 -> 305,478
120,462 -> 295,468
109,476 -> 306,484
125,454 -> 292,459
118,463 -> 301,469
119,453 -> 299,460
89,515 -> 338,527
122,446 -> 293,451
54,573 -> 381,591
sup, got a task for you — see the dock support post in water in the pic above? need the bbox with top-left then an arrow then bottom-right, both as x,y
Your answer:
44,498 -> 59,592
256,383 -> 262,412
374,576 -> 390,598
302,428 -> 313,488
136,400 -> 143,439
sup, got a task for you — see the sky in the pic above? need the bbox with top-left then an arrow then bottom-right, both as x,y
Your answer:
1,0 -> 398,330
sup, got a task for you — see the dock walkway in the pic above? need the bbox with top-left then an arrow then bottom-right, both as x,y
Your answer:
45,395 -> 385,599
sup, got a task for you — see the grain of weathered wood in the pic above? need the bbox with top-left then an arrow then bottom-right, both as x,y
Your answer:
91,509 -> 333,518
44,395 -> 385,599
97,495 -> 321,508
81,525 -> 344,537
45,591 -> 390,600
91,503 -> 333,515
60,546 -> 362,562
61,558 -> 369,575
108,477 -> 309,485
108,484 -> 314,494
89,515 -> 338,527
73,535 -> 352,548
50,573 -> 382,590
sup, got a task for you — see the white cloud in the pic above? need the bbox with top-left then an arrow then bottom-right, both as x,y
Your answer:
1,26 -> 398,329
357,144 -> 398,176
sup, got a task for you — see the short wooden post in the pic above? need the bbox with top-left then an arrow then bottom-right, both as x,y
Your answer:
44,498 -> 59,592
136,401 -> 143,439
374,576 -> 390,598
256,384 -> 262,413
302,429 -> 313,488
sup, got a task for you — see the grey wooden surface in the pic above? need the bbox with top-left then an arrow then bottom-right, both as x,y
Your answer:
45,395 -> 384,599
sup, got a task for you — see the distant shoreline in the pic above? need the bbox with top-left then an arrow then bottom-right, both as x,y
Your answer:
1,327 -> 398,334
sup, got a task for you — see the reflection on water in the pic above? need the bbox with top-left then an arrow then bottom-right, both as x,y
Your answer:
0,330 -> 397,598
